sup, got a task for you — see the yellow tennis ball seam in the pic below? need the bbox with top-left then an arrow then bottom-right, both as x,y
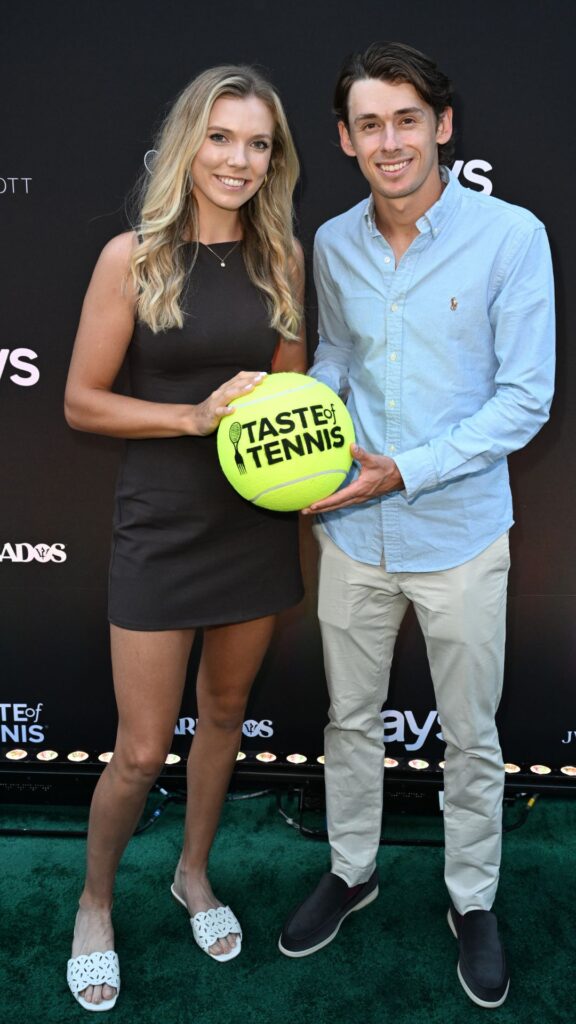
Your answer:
249,468 -> 349,504
231,379 -> 317,411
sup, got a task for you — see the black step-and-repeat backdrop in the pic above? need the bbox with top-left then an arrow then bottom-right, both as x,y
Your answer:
1,1 -> 575,776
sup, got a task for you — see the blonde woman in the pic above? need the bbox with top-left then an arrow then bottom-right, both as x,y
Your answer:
64,65 -> 305,1011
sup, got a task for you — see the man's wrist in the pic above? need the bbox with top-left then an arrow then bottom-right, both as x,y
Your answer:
389,461 -> 405,491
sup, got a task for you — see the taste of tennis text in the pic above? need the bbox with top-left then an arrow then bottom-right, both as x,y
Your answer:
240,403 -> 346,468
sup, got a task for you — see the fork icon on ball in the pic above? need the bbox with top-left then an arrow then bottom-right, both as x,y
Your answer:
229,422 -> 246,474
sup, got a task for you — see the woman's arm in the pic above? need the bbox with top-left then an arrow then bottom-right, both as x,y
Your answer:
64,232 -> 266,438
271,240 -> 307,374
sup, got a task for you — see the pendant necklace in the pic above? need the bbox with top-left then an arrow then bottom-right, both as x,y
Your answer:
202,240 -> 241,268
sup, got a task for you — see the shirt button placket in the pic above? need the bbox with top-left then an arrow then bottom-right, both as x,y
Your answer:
382,276 -> 406,567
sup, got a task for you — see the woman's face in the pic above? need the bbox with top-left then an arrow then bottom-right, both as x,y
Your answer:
191,94 -> 274,220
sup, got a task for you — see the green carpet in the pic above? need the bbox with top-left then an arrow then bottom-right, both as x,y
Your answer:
0,792 -> 574,1023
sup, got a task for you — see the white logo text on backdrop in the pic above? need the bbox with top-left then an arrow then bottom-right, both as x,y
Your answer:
0,703 -> 45,743
0,177 -> 32,194
0,543 -> 67,563
175,717 -> 274,739
0,349 -> 40,386
381,709 -> 443,751
452,159 -> 493,194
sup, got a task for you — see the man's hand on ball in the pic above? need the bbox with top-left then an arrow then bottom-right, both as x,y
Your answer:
302,444 -> 404,513
190,371 -> 267,436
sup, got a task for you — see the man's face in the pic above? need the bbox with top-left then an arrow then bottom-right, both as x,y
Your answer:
339,78 -> 452,205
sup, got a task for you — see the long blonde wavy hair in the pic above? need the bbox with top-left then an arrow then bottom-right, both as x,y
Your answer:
129,65 -> 302,339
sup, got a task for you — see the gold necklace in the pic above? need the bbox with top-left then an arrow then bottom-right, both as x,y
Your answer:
201,240 -> 241,268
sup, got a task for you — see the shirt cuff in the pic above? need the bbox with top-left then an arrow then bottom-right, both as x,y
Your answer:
394,445 -> 438,499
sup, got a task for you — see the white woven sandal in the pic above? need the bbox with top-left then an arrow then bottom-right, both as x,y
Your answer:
170,884 -> 242,962
67,950 -> 120,1011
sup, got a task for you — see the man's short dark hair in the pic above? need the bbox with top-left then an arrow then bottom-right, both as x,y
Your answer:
334,41 -> 454,164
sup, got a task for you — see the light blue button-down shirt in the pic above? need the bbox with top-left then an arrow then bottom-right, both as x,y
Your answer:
309,169 -> 555,572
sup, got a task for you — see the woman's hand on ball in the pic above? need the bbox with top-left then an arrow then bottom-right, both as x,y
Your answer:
189,371 -> 267,436
302,444 -> 405,513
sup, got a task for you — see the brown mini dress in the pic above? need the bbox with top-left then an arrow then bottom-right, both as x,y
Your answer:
108,243 -> 303,630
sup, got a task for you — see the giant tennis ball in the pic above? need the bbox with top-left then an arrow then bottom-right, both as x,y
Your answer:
217,372 -> 355,511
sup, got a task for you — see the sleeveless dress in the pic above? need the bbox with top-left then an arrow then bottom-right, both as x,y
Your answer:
108,242 -> 304,630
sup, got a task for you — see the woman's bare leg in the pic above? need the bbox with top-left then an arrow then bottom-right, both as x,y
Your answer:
172,615 -> 276,956
71,625 -> 194,1005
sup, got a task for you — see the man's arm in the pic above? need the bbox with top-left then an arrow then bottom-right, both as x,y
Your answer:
307,241 -> 354,396
395,224 -> 555,499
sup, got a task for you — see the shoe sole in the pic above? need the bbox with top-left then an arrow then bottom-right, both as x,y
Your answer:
278,885 -> 379,958
75,994 -> 119,1012
447,909 -> 510,1009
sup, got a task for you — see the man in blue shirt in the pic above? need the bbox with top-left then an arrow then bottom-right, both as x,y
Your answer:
279,42 -> 555,1009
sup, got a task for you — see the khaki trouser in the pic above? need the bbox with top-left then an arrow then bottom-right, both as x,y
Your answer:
316,527 -> 510,915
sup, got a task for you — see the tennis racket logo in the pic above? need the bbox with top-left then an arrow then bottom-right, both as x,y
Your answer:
228,422 -> 246,475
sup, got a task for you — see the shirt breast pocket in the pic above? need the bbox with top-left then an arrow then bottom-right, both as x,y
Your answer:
429,292 -> 492,377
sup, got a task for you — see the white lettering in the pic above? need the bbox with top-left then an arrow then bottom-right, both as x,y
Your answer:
16,543 -> 35,563
144,150 -> 157,174
0,723 -> 45,743
381,708 -> 443,752
173,716 -> 273,739
0,543 -> 67,563
0,348 -> 40,386
9,348 -> 40,386
26,703 -> 43,723
452,158 -> 493,195
48,543 -> 67,563
0,543 -> 18,562
34,544 -> 52,563
404,710 -> 439,751
0,703 -> 46,744
243,719 -> 260,737
241,719 -> 274,738
0,176 -> 32,195
382,710 -> 405,744
175,716 -> 196,736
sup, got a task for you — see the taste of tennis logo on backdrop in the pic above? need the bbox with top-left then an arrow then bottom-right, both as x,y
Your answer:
0,176 -> 32,195
0,702 -> 46,744
0,348 -> 40,386
0,543 -> 67,563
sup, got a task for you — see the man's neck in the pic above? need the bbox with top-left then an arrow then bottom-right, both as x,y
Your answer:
372,171 -> 446,264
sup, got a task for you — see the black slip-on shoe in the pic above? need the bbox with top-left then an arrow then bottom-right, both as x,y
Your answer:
448,904 -> 510,1008
278,869 -> 379,957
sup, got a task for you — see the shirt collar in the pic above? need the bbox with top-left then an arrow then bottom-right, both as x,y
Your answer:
363,166 -> 462,239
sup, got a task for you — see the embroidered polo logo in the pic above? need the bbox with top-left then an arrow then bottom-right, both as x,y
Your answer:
450,297 -> 458,311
